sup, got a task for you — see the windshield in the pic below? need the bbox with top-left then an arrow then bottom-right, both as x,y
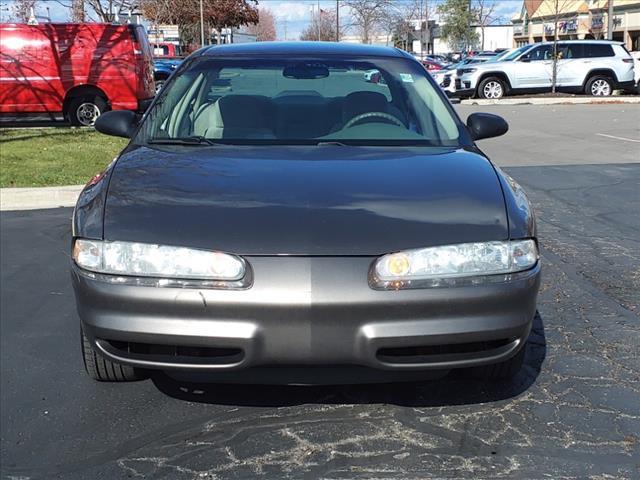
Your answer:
501,45 -> 532,61
135,56 -> 461,147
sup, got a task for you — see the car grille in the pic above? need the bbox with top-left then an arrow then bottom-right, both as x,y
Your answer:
101,339 -> 244,365
455,78 -> 462,89
376,338 -> 515,364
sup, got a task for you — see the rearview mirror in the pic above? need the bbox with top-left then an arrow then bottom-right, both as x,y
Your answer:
94,110 -> 138,138
467,113 -> 508,141
283,63 -> 329,79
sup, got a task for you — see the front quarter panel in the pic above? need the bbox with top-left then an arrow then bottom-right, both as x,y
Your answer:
493,166 -> 536,239
72,158 -> 118,240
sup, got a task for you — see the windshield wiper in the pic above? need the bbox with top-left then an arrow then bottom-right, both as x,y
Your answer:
315,141 -> 347,146
147,136 -> 221,146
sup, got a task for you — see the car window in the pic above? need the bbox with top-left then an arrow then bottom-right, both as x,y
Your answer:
503,45 -> 531,61
525,45 -> 553,61
137,56 -> 461,147
561,43 -> 585,59
584,43 -> 615,58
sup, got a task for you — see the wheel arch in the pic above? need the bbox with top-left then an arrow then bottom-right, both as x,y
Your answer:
476,71 -> 512,95
154,71 -> 171,81
583,68 -> 618,87
63,84 -> 109,118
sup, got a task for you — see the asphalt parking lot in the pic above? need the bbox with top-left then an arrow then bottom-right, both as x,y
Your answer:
1,104 -> 639,479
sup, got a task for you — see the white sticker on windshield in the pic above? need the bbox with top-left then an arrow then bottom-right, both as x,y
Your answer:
400,73 -> 414,83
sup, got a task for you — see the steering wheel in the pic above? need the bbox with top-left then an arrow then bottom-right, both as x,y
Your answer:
344,111 -> 404,129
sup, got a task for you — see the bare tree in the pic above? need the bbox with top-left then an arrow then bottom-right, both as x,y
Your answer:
473,0 -> 498,50
343,0 -> 392,44
70,0 -> 85,22
300,8 -> 336,42
85,0 -> 117,22
11,0 -> 37,22
548,0 -> 573,93
244,7 -> 276,41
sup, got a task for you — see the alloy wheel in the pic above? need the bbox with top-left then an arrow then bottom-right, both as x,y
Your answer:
76,102 -> 101,126
591,79 -> 611,96
483,81 -> 503,99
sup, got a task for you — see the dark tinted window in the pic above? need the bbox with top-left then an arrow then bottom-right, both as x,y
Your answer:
584,43 -> 614,57
526,45 -> 553,61
561,43 -> 585,59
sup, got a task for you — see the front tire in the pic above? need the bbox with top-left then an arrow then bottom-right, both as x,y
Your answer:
478,77 -> 506,99
585,75 -> 613,96
154,78 -> 166,94
81,330 -> 146,382
68,95 -> 108,126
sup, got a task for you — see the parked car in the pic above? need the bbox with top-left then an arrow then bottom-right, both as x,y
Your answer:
152,42 -> 181,58
631,51 -> 640,93
74,42 -> 540,385
431,56 -> 493,96
421,59 -> 445,72
154,58 -> 183,93
431,70 -> 455,95
0,23 -> 155,125
455,40 -> 635,99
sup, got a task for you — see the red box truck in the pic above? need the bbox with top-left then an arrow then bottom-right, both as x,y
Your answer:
0,23 -> 155,125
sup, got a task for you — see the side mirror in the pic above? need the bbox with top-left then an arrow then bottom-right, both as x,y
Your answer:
94,110 -> 138,138
520,57 -> 531,62
467,113 -> 508,141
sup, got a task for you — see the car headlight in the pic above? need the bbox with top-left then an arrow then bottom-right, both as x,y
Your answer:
372,240 -> 538,287
460,67 -> 477,74
72,239 -> 245,281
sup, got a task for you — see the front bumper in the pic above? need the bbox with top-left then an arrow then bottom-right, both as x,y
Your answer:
72,257 -> 540,376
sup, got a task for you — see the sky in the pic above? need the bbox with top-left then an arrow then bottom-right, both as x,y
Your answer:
0,0 -> 524,41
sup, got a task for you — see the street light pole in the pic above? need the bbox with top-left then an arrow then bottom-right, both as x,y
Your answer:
336,0 -> 340,42
317,0 -> 321,41
199,0 -> 205,47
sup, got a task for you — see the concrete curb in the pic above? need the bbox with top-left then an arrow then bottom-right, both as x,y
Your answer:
0,185 -> 83,211
461,96 -> 640,106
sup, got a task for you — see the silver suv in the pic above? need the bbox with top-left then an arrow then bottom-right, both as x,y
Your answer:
455,41 -> 635,99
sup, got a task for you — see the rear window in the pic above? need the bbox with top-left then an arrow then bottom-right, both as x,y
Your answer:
584,43 -> 614,58
136,56 -> 461,147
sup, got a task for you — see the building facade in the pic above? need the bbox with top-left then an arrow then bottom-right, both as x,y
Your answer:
512,0 -> 640,51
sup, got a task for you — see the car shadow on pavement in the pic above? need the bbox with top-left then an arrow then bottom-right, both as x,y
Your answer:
151,313 -> 546,408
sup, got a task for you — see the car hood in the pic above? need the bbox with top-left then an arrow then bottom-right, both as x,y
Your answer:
104,145 -> 508,256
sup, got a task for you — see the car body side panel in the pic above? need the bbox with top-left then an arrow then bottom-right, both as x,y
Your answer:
492,165 -> 536,240
72,159 -> 117,239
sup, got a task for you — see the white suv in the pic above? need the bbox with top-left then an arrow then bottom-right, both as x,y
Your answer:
455,40 -> 635,99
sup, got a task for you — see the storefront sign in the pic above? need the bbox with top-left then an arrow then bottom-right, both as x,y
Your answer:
591,15 -> 604,30
559,19 -> 577,33
544,23 -> 555,35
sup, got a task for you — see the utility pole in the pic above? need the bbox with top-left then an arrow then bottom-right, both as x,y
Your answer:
425,0 -> 430,55
336,0 -> 340,42
606,0 -> 614,40
317,0 -> 321,41
467,0 -> 472,52
419,0 -> 424,58
199,0 -> 205,47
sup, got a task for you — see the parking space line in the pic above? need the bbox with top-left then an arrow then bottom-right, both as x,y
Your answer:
596,133 -> 640,143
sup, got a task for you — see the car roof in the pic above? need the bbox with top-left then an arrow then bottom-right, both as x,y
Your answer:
533,39 -> 623,46
201,41 -> 408,58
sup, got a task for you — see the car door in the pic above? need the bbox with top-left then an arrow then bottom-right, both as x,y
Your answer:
555,43 -> 583,87
514,45 -> 553,89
